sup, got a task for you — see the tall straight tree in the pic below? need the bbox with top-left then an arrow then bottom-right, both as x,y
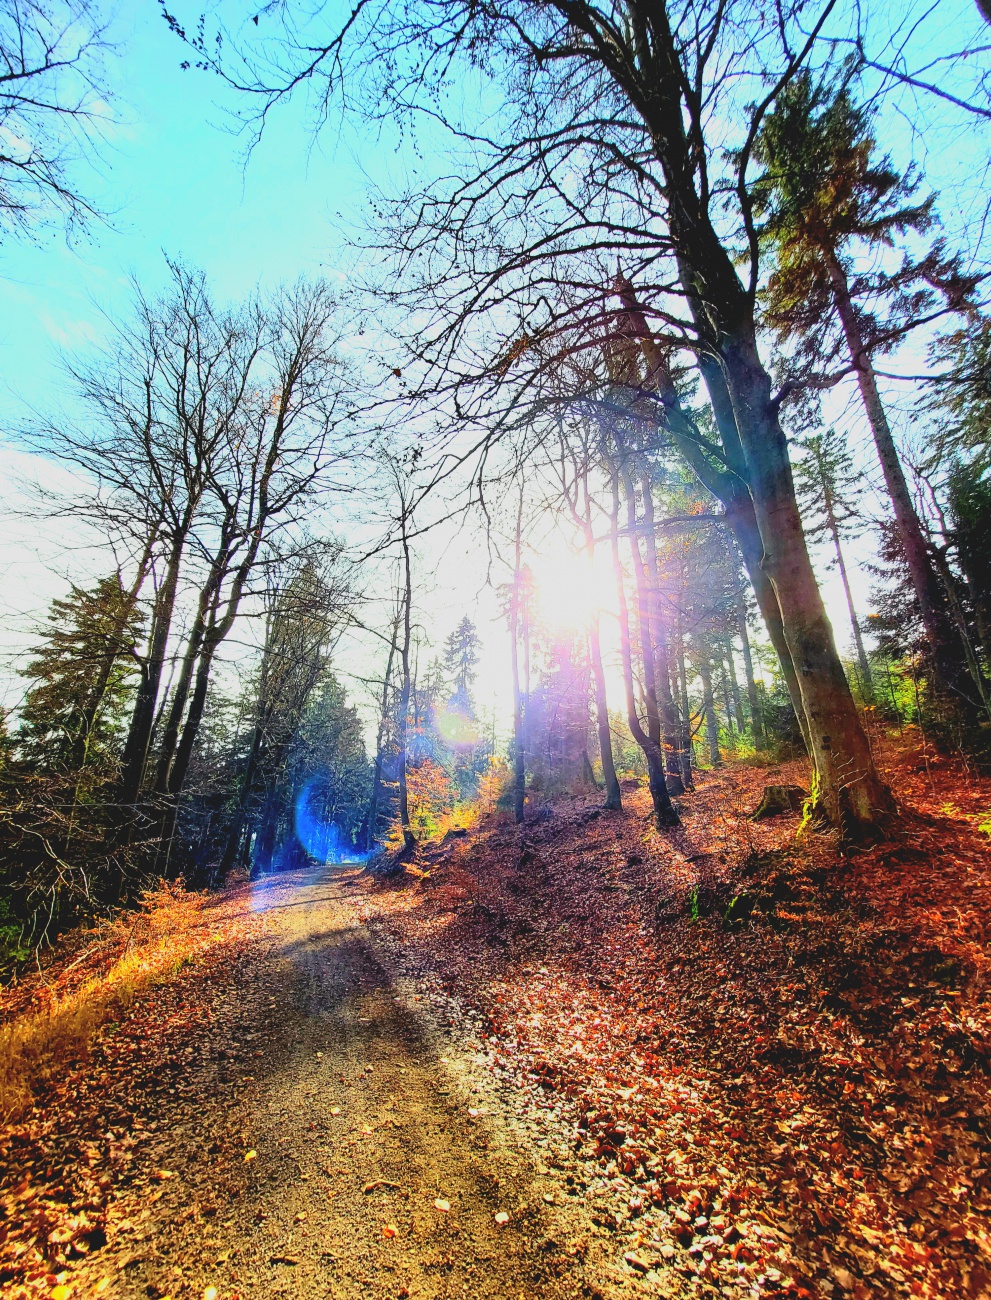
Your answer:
794,430 -> 874,702
753,69 -> 982,718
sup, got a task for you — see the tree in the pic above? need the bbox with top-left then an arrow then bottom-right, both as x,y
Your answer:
3,575 -> 146,930
38,264 -> 355,811
506,495 -> 529,823
19,574 -> 144,780
794,430 -> 874,701
753,68 -> 983,720
0,0 -> 113,241
152,279 -> 352,803
443,616 -> 482,716
947,461 -> 991,663
930,318 -> 991,470
217,548 -> 349,878
201,0 -> 894,836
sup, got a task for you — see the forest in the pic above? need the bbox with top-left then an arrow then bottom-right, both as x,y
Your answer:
1,2 -> 991,1299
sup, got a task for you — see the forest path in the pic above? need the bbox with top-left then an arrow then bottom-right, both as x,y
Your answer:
70,865 -> 592,1300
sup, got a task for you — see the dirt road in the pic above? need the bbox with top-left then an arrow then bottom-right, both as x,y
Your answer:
68,865 -> 602,1300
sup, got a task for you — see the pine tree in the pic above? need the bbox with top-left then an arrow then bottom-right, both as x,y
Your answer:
794,430 -> 874,701
754,68 -> 983,721
19,575 -> 144,780
443,616 -> 482,716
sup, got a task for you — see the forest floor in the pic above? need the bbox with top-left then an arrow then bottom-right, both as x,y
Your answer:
2,729 -> 991,1300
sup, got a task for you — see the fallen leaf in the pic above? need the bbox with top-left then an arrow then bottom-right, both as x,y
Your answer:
244,1149 -> 257,1162
382,1223 -> 398,1238
51,1288 -> 71,1300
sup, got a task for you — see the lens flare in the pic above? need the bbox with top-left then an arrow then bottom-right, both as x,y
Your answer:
435,706 -> 479,748
294,779 -> 362,864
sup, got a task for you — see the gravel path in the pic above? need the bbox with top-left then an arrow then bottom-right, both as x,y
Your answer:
69,865 -> 602,1300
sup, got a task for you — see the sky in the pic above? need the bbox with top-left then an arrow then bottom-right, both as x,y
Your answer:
0,0 -> 988,740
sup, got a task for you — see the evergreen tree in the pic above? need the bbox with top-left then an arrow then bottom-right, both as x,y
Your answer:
443,616 -> 482,715
19,574 -> 144,779
754,67 -> 983,721
946,461 -> 991,666
794,430 -> 874,701
930,318 -> 991,469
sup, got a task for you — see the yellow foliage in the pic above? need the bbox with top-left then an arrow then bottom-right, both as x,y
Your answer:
0,882 -> 223,1121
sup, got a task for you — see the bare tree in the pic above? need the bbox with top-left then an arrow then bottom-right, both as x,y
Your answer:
33,264 -> 355,813
0,0 -> 114,239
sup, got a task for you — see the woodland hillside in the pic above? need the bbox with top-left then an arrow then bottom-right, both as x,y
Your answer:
2,1 -> 991,1298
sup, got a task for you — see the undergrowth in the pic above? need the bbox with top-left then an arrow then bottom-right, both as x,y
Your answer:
0,882 -> 210,1121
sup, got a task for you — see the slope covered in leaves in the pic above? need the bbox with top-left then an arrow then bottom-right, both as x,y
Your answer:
365,732 -> 991,1299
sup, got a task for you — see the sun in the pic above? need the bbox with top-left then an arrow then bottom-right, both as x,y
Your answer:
530,538 -> 617,634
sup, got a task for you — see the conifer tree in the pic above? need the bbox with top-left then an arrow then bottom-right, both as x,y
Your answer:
754,69 -> 982,720
19,574 -> 144,779
794,430 -> 874,702
443,616 -> 482,716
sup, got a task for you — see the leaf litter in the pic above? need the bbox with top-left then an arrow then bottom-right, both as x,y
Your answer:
362,730 -> 991,1299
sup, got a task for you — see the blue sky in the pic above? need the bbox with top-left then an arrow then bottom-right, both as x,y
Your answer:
0,0 -> 988,730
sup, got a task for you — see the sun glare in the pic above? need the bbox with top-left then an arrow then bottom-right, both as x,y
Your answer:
532,541 -> 617,634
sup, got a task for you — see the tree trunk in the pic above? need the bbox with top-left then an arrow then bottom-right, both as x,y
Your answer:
606,456 -> 678,828
620,461 -> 685,794
725,637 -> 744,729
153,547 -> 230,793
614,278 -> 809,754
825,249 -> 982,714
397,516 -> 416,855
718,329 -> 894,834
640,472 -> 688,793
510,498 -> 527,824
588,615 -> 622,809
119,538 -> 183,806
826,508 -> 875,703
698,655 -> 722,768
735,585 -> 766,749
578,465 -> 622,810
365,609 -> 401,851
675,628 -> 695,785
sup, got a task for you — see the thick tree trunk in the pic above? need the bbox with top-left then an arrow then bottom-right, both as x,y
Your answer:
623,226 -> 890,830
153,551 -> 229,792
826,250 -> 982,714
719,331 -> 894,834
607,459 -> 678,828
